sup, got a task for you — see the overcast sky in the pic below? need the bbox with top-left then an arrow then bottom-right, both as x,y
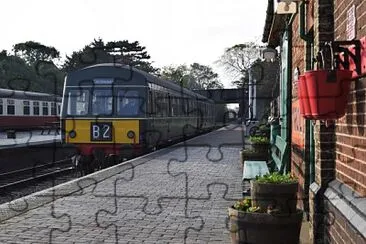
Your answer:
1,0 -> 267,88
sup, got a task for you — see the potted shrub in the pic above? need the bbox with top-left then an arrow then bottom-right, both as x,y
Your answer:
249,136 -> 270,153
258,124 -> 270,138
228,197 -> 303,244
228,173 -> 303,244
239,148 -> 268,168
251,172 -> 298,214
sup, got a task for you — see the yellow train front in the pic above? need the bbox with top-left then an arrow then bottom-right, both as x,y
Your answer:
60,63 -> 216,174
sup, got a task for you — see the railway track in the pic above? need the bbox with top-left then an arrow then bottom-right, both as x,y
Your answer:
0,159 -> 77,204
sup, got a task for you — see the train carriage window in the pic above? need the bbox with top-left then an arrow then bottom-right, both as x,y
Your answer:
117,90 -> 140,116
188,100 -> 193,116
23,101 -> 30,115
92,89 -> 113,116
163,93 -> 169,117
7,99 -> 15,115
183,97 -> 188,116
51,102 -> 57,115
33,101 -> 40,115
191,100 -> 196,116
67,90 -> 89,116
42,102 -> 49,115
0,99 -> 2,115
155,92 -> 164,117
176,97 -> 182,116
148,90 -> 155,117
171,96 -> 176,116
153,91 -> 159,116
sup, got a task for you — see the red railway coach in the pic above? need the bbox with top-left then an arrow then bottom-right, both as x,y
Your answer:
0,88 -> 62,131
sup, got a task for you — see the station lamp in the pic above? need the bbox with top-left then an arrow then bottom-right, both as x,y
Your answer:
261,47 -> 278,62
276,0 -> 301,14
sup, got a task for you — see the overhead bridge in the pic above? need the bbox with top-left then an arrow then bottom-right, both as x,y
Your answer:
194,88 -> 274,120
194,88 -> 273,103
194,88 -> 247,104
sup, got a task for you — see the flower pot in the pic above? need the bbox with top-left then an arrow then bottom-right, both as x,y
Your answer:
251,143 -> 269,153
228,207 -> 303,244
297,75 -> 312,118
240,150 -> 269,165
303,69 -> 353,119
250,181 -> 298,214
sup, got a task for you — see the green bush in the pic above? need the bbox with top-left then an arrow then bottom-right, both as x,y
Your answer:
259,124 -> 270,131
233,198 -> 261,213
249,136 -> 270,144
241,148 -> 260,154
255,172 -> 298,184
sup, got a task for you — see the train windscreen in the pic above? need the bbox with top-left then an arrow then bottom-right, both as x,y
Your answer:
64,87 -> 145,117
92,89 -> 113,116
66,90 -> 90,116
117,90 -> 141,116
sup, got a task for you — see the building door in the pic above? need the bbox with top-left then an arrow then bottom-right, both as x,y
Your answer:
270,28 -> 291,174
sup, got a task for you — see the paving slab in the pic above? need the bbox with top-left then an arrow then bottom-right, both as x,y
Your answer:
0,124 -> 246,243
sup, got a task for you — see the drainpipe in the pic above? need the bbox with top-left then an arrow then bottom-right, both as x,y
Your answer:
299,0 -> 312,43
299,0 -> 315,184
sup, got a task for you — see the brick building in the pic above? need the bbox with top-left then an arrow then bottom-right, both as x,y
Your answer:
262,0 -> 366,243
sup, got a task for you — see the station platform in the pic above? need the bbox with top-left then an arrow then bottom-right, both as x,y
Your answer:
0,124 -> 310,243
0,124 -> 245,243
0,130 -> 60,149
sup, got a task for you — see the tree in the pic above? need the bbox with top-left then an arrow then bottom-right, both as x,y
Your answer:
62,38 -> 158,73
160,64 -> 195,88
105,40 -> 158,74
0,52 -> 65,94
189,63 -> 223,89
160,63 -> 223,90
13,41 -> 60,65
62,38 -> 113,72
0,50 -> 7,59
0,42 -> 65,95
217,42 -> 264,88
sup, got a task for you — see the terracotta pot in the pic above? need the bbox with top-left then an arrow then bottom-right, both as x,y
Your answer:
250,181 -> 298,214
251,143 -> 269,153
228,207 -> 303,244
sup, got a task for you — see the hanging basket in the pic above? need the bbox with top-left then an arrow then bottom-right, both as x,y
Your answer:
297,75 -> 312,119
299,69 -> 353,120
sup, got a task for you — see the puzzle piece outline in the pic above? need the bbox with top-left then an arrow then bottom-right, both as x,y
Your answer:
0,42 -> 355,243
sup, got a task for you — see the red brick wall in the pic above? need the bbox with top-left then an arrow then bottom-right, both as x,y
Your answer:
320,0 -> 366,243
291,12 -> 307,210
310,0 -> 336,242
334,0 -> 366,197
324,200 -> 365,243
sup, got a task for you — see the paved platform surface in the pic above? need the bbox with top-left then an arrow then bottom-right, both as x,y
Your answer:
0,124 -> 247,243
0,130 -> 60,149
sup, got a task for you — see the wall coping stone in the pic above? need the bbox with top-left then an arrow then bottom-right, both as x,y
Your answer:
324,180 -> 366,239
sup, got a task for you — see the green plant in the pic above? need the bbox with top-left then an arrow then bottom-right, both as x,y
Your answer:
241,149 -> 261,154
255,172 -> 298,184
233,198 -> 262,212
250,136 -> 270,144
259,124 -> 270,131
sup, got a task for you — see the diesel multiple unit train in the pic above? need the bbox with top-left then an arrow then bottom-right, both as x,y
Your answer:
60,63 -> 216,174
0,88 -> 61,131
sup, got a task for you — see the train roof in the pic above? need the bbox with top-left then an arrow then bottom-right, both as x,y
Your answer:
65,63 -> 213,102
0,88 -> 62,102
